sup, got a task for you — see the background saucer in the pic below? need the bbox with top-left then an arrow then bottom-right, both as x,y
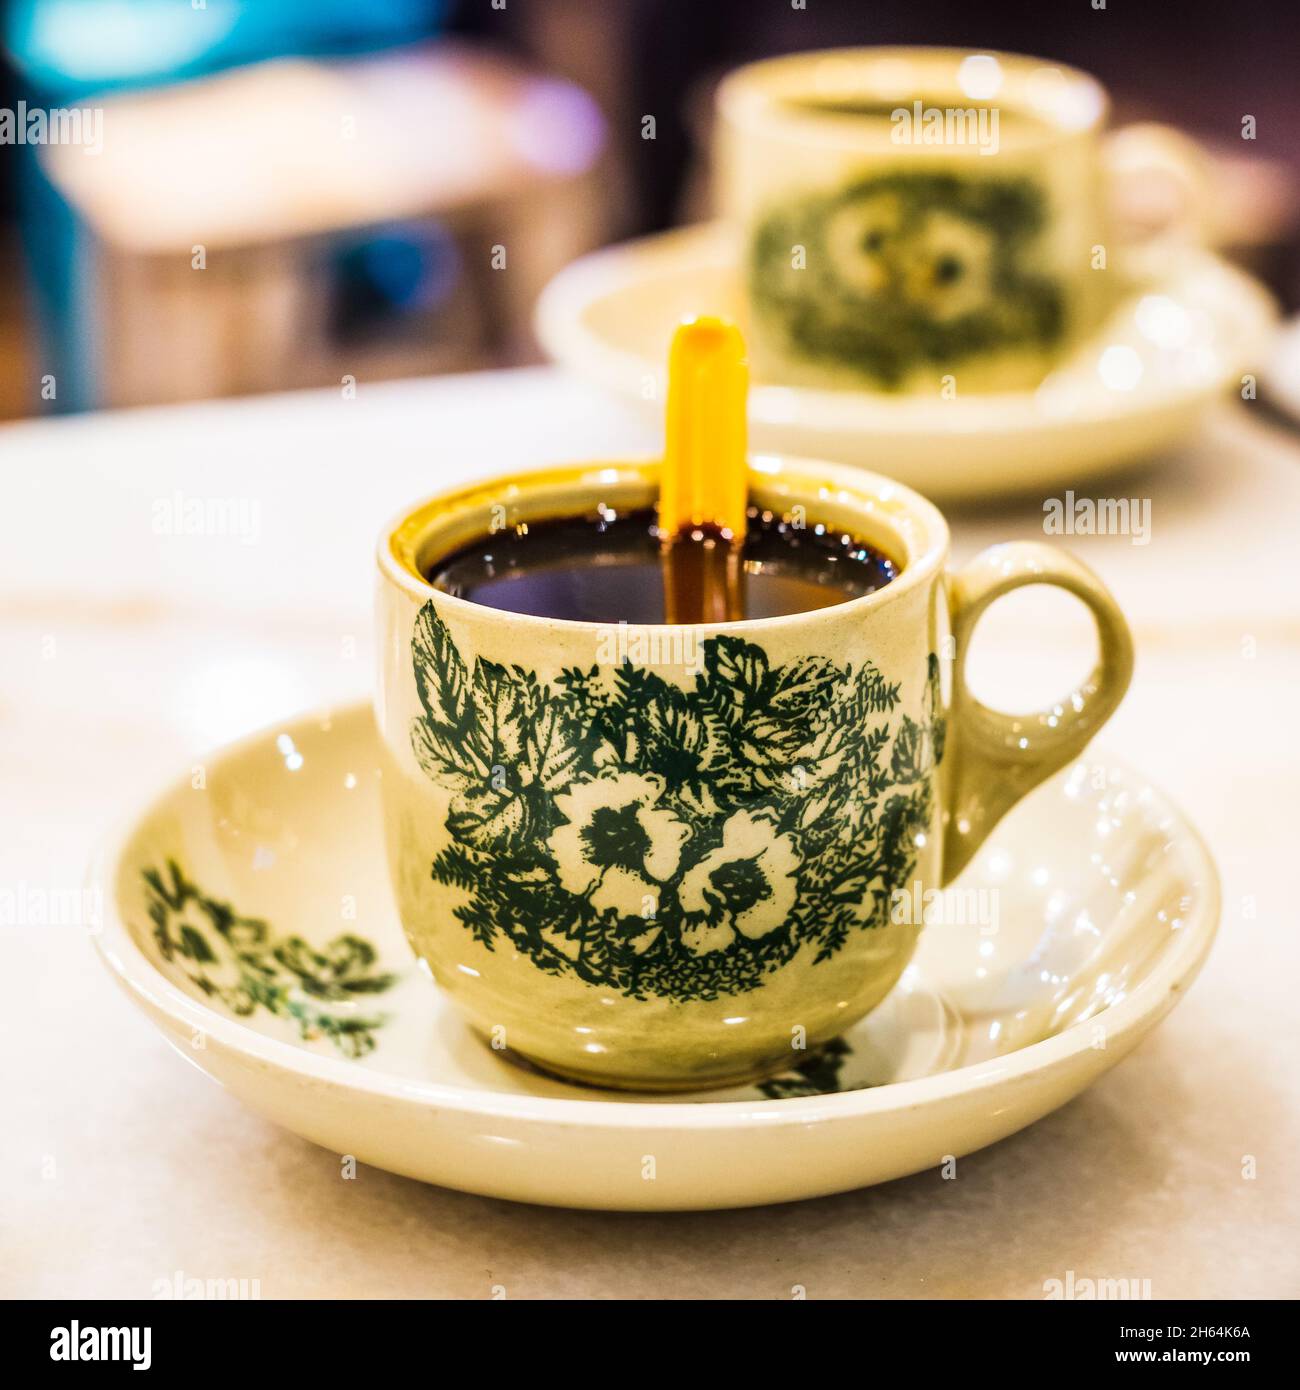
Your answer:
535,223 -> 1276,500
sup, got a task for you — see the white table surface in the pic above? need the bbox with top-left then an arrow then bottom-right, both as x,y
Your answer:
2,368 -> 1298,1300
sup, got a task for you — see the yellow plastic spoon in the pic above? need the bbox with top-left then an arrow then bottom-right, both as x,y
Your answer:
659,316 -> 749,622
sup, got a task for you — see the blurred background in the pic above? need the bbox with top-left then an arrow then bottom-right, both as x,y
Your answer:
0,0 -> 1297,419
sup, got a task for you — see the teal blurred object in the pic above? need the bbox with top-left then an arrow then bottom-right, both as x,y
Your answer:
6,0 -> 445,97
4,0 -> 446,411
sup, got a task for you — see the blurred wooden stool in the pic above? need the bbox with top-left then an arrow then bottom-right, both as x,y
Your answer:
42,43 -> 608,407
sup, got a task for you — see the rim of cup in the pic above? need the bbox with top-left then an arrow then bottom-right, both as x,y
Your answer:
715,45 -> 1110,149
377,454 -> 949,635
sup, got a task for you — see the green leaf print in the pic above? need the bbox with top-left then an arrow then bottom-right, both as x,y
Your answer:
141,861 -> 396,1057
447,781 -> 533,853
411,601 -> 478,762
756,1037 -> 861,1099
750,172 -> 1065,389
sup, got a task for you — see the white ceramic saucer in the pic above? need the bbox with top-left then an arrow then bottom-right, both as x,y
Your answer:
535,223 -> 1275,500
91,703 -> 1218,1211
1263,312 -> 1300,428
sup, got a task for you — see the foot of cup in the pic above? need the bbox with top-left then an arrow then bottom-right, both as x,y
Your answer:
499,1041 -> 825,1095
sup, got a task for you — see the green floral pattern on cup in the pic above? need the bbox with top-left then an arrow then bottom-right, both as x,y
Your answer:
751,172 -> 1065,388
143,861 -> 396,1058
409,602 -> 944,1003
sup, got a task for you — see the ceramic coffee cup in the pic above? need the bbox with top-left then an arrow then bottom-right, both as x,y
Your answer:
716,47 -> 1182,393
376,458 -> 1132,1090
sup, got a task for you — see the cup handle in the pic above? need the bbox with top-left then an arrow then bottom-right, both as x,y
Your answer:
1104,121 -> 1212,246
942,542 -> 1134,885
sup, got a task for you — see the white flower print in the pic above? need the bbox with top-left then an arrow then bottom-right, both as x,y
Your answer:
549,772 -> 688,919
678,810 -> 800,956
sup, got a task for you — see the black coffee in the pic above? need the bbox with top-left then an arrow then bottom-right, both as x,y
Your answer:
427,505 -> 899,623
783,98 -> 1051,139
